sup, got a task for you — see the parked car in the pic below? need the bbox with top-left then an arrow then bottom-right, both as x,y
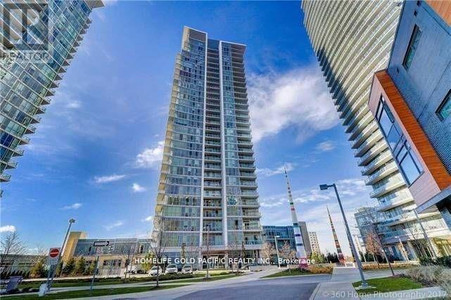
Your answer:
148,266 -> 162,276
182,265 -> 193,274
165,264 -> 178,274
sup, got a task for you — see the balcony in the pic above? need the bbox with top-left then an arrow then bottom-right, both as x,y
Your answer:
239,163 -> 255,170
242,201 -> 259,207
354,130 -> 383,157
377,190 -> 414,212
205,155 -> 221,162
358,140 -> 388,166
204,172 -> 221,179
0,173 -> 11,182
348,112 -> 373,139
343,100 -> 367,127
25,125 -> 36,134
205,141 -> 220,147
365,162 -> 398,185
242,212 -> 261,218
238,155 -> 253,162
205,148 -> 220,153
204,191 -> 222,198
352,121 -> 377,149
203,212 -> 222,218
205,164 -> 221,170
240,172 -> 256,179
383,211 -> 441,227
370,175 -> 405,198
361,150 -> 392,176
243,226 -> 261,231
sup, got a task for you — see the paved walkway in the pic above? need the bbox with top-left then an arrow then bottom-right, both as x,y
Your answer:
310,267 -> 360,300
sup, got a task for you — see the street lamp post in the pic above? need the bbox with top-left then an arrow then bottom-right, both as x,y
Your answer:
274,235 -> 281,269
47,218 -> 75,291
412,209 -> 437,259
320,184 -> 368,288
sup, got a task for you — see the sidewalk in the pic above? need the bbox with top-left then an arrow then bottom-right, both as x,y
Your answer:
310,267 -> 360,300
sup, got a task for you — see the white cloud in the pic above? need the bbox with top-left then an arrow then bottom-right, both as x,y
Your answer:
259,178 -> 370,208
93,174 -> 126,184
316,140 -> 335,152
132,183 -> 147,193
66,100 -> 81,109
135,141 -> 164,169
103,0 -> 119,6
104,220 -> 124,231
142,216 -> 153,222
61,203 -> 82,210
0,225 -> 16,233
256,162 -> 295,177
247,65 -> 339,143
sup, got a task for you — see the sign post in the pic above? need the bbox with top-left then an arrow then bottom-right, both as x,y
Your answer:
90,240 -> 110,293
44,248 -> 60,295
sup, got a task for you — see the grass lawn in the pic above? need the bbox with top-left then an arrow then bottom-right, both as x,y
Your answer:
264,268 -> 329,278
352,277 -> 423,295
2,284 -> 189,299
13,271 -> 233,290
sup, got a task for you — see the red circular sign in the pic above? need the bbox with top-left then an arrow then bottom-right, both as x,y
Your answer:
49,248 -> 60,258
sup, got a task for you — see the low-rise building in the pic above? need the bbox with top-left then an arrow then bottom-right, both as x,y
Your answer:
63,232 -> 152,276
262,224 -> 312,255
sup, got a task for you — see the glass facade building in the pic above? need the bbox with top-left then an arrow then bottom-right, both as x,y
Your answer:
152,27 -> 262,263
0,0 -> 103,184
262,225 -> 296,251
301,0 -> 449,259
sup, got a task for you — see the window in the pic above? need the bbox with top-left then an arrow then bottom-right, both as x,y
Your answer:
403,25 -> 422,70
398,142 -> 423,185
436,90 -> 450,121
376,97 -> 423,185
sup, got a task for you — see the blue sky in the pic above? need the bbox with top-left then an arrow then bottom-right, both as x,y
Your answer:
1,0 -> 377,256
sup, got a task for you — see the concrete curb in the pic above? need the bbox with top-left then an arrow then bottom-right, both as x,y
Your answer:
309,282 -> 322,300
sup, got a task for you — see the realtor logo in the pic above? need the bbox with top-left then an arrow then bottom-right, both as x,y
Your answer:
1,0 -> 49,51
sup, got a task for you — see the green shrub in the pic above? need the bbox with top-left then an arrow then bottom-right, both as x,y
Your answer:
420,255 -> 451,268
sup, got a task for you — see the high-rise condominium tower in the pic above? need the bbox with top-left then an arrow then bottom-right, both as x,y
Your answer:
0,0 -> 103,183
301,0 -> 448,259
152,27 -> 262,264
308,231 -> 321,254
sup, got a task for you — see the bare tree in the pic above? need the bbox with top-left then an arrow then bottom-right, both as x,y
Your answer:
365,232 -> 381,266
149,218 -> 168,288
228,231 -> 242,274
0,232 -> 27,274
1,232 -> 27,256
279,241 -> 296,272
261,242 -> 275,263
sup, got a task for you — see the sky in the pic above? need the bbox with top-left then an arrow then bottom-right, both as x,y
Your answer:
1,0 -> 377,256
